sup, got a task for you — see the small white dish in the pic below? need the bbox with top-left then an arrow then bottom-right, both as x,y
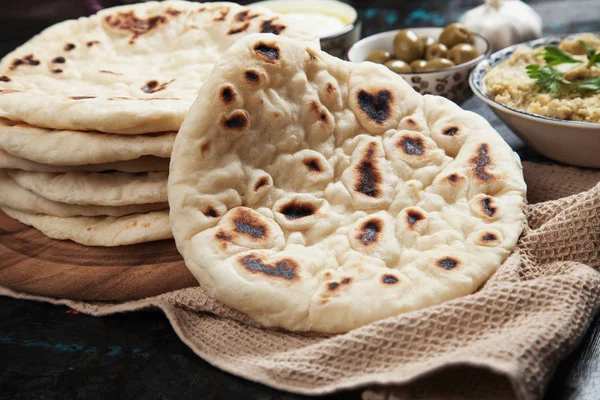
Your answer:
348,27 -> 491,103
470,35 -> 600,168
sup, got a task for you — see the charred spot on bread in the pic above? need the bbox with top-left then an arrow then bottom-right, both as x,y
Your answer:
310,101 -> 329,123
481,196 -> 497,217
141,79 -> 173,94
357,218 -> 382,245
232,209 -> 268,240
405,118 -> 418,128
481,232 -> 497,241
280,202 -> 316,220
220,110 -> 249,131
437,257 -> 459,270
260,18 -> 286,35
220,86 -> 236,104
253,43 -> 280,62
254,177 -> 269,191
443,126 -> 459,136
228,22 -> 250,35
213,8 -> 229,21
215,231 -> 232,241
354,142 -> 382,198
470,144 -> 494,181
104,11 -> 168,44
303,158 -> 322,173
234,10 -> 259,22
398,136 -> 425,156
239,254 -> 298,280
382,274 -> 399,284
357,90 -> 392,125
205,207 -> 219,218
406,209 -> 425,227
244,70 -> 261,84
9,54 -> 40,70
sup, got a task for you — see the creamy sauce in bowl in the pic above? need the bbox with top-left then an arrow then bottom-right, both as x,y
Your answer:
251,0 -> 356,39
283,12 -> 347,38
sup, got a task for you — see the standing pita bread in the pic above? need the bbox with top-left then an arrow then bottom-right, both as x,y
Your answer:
0,1 -> 316,133
168,34 -> 527,333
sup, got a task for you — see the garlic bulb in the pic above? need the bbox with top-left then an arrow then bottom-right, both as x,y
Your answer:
460,0 -> 543,51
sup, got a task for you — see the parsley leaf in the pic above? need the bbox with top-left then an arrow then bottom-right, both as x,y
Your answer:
526,65 -> 570,93
527,41 -> 600,96
537,46 -> 583,66
577,77 -> 600,93
525,64 -> 541,78
579,41 -> 600,67
580,41 -> 596,58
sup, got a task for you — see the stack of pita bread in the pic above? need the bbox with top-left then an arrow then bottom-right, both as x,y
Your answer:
0,1 -> 313,246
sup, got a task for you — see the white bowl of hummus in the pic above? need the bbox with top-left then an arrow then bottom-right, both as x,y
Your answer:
470,34 -> 600,168
250,0 -> 360,58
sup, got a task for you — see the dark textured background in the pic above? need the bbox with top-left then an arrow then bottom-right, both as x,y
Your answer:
1,1 -> 599,399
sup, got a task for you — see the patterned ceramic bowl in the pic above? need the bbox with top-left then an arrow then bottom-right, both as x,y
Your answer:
470,35 -> 600,168
347,27 -> 491,103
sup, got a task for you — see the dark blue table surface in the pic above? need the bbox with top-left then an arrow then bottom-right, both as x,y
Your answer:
1,1 -> 599,399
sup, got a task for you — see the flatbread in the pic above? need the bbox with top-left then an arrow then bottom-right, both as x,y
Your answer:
0,171 -> 167,217
2,207 -> 171,246
0,119 -> 174,165
0,1 -> 315,133
0,150 -> 169,172
169,34 -> 527,333
9,170 -> 167,206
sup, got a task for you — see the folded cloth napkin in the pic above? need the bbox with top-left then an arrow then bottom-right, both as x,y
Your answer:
2,161 -> 599,400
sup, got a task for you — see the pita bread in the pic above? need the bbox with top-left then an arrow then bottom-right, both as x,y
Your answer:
0,150 -> 169,172
0,1 -> 315,133
8,170 -> 167,206
168,34 -> 527,333
0,171 -> 166,217
2,206 -> 171,246
0,119 -> 174,165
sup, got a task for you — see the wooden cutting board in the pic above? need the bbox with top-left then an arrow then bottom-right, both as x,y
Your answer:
0,210 -> 198,301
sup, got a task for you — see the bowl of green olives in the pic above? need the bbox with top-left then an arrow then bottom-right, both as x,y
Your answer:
347,24 -> 491,103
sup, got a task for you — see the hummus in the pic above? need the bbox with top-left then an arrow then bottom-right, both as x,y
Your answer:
485,34 -> 600,123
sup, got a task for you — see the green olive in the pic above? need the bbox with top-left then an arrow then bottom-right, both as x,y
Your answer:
393,29 -> 424,63
422,57 -> 456,72
448,43 -> 480,65
384,59 -> 412,73
439,23 -> 474,48
425,43 -> 448,60
410,59 -> 428,72
420,36 -> 436,48
366,50 -> 392,64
